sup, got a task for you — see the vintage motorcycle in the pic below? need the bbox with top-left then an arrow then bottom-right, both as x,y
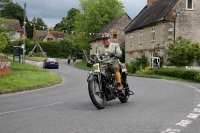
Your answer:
83,49 -> 134,109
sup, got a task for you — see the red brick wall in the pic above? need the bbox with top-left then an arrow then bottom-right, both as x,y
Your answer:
0,54 -> 11,76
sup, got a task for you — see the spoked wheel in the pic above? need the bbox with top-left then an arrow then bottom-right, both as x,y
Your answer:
118,73 -> 130,103
88,76 -> 107,109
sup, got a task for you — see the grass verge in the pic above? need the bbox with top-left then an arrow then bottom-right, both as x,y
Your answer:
0,61 -> 62,95
74,60 -> 93,71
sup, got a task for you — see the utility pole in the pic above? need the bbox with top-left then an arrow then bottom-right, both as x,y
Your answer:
22,2 -> 26,64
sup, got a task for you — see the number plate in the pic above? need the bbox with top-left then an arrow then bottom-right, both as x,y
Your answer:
93,63 -> 100,72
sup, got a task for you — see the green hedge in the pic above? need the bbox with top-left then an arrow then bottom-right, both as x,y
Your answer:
153,68 -> 200,82
3,39 -> 83,59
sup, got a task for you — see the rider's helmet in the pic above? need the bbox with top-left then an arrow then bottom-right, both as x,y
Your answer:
101,33 -> 111,39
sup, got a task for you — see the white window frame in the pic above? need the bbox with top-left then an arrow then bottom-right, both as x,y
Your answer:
186,0 -> 193,10
130,33 -> 133,46
130,53 -> 133,63
151,26 -> 155,41
139,30 -> 143,44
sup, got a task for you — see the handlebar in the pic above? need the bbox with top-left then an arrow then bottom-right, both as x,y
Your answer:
82,49 -> 118,65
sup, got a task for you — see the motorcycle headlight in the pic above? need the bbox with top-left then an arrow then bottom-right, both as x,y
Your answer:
88,71 -> 93,76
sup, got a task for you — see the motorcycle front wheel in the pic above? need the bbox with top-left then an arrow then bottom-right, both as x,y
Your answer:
118,73 -> 130,103
88,76 -> 107,109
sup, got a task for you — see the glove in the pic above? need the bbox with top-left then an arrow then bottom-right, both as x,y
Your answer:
87,62 -> 92,67
110,53 -> 115,57
110,53 -> 121,59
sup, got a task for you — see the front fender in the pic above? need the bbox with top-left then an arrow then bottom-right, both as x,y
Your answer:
87,71 -> 94,82
87,71 -> 100,82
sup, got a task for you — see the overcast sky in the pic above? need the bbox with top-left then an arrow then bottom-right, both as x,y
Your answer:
12,0 -> 147,28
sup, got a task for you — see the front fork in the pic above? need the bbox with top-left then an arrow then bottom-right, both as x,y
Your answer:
87,71 -> 103,92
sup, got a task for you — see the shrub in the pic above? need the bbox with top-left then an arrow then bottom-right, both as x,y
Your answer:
153,68 -> 200,81
143,66 -> 152,74
127,54 -> 148,73
194,74 -> 200,82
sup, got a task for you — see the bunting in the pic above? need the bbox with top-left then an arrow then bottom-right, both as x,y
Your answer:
23,21 -> 118,37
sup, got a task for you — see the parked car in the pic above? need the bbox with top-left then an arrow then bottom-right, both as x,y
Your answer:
43,58 -> 59,69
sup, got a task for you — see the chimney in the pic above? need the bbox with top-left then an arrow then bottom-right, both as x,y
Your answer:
147,0 -> 157,5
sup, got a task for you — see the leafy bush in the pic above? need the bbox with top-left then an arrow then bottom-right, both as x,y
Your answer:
127,54 -> 148,73
167,36 -> 200,66
143,66 -> 152,74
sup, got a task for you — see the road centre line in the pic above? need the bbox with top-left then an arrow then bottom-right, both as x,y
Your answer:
161,80 -> 200,133
193,108 -> 200,113
175,120 -> 193,127
0,102 -> 65,115
161,128 -> 180,133
187,113 -> 200,119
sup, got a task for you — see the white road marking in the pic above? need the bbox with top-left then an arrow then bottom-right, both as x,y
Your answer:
182,83 -> 197,89
195,89 -> 200,93
175,120 -> 193,127
193,108 -> 200,113
197,104 -> 200,108
163,80 -> 200,93
161,128 -> 180,133
187,113 -> 200,119
79,73 -> 87,75
37,62 -> 43,66
0,102 -> 65,115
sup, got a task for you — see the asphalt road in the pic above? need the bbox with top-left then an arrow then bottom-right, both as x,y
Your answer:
0,59 -> 200,133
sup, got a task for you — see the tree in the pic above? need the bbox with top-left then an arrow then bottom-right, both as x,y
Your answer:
0,0 -> 12,12
75,0 -> 125,50
76,0 -> 125,33
0,2 -> 24,27
167,36 -> 200,66
0,33 -> 8,52
31,17 -> 47,30
54,8 -> 80,31
0,2 -> 36,39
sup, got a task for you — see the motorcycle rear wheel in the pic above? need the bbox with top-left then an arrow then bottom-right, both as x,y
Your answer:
88,76 -> 107,109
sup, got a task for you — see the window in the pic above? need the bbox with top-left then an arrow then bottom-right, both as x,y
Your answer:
139,30 -> 143,44
186,0 -> 193,10
130,33 -> 133,46
47,38 -> 53,41
130,54 -> 133,63
112,32 -> 118,39
151,26 -> 155,41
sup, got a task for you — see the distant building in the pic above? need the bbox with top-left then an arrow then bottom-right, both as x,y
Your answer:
1,19 -> 22,41
89,13 -> 132,55
125,0 -> 200,66
32,28 -> 64,41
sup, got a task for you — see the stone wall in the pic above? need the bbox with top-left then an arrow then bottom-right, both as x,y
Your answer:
0,53 -> 11,76
175,0 -> 200,43
90,13 -> 132,55
125,21 -> 174,65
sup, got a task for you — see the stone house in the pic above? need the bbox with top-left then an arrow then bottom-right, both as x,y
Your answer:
32,28 -> 64,41
1,19 -> 22,41
124,0 -> 200,66
89,13 -> 132,55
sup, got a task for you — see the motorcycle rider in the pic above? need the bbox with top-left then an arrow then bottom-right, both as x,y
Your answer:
98,33 -> 123,92
68,54 -> 71,64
